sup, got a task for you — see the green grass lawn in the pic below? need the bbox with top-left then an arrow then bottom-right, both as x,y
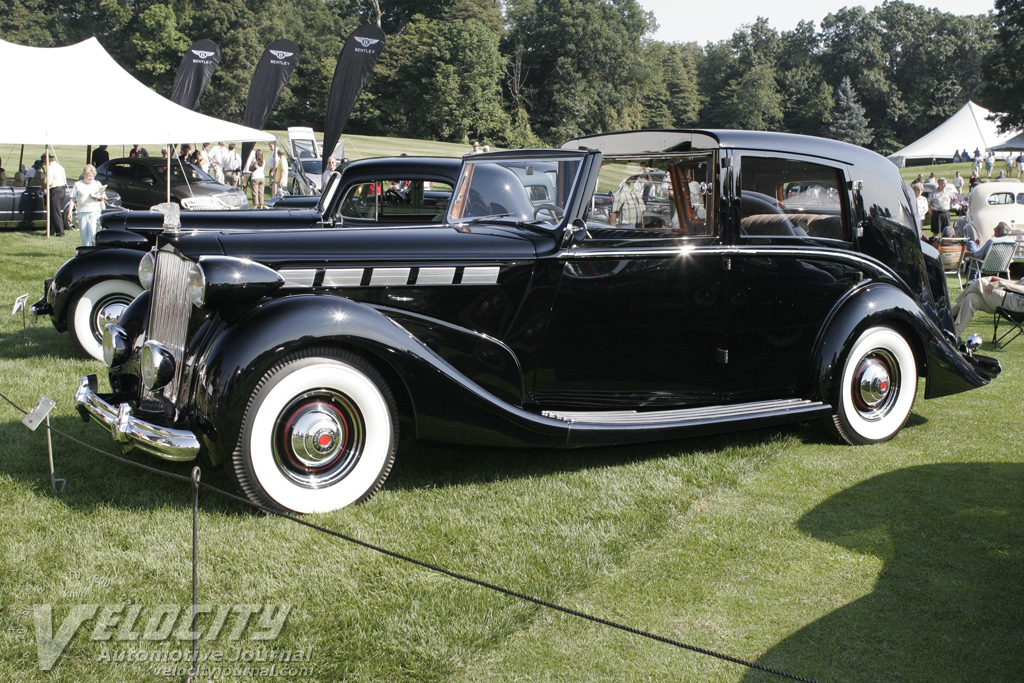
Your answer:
0,222 -> 1022,680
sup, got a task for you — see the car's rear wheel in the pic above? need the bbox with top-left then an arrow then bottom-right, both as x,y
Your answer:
232,349 -> 398,514
70,279 -> 144,361
831,326 -> 917,444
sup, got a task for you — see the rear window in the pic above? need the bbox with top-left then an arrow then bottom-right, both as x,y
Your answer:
987,192 -> 1016,205
739,157 -> 848,241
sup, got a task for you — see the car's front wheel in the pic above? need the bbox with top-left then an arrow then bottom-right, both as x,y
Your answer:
232,349 -> 398,514
831,326 -> 918,444
70,279 -> 144,361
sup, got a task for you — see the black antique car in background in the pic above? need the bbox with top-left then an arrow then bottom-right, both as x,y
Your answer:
0,181 -> 122,229
95,157 -> 248,211
30,157 -> 460,360
76,130 -> 999,514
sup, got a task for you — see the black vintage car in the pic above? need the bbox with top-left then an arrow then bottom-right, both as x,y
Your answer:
95,156 -> 248,211
30,157 -> 460,360
76,130 -> 999,514
0,181 -> 123,229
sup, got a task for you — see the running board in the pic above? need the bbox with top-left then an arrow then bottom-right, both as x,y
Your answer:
543,398 -> 830,427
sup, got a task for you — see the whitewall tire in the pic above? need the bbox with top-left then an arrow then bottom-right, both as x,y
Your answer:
832,326 -> 917,445
232,350 -> 398,514
70,279 -> 144,361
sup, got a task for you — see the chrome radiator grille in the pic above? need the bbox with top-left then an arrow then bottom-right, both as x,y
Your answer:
144,250 -> 193,406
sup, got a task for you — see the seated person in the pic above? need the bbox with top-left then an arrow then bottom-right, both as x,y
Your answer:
967,221 -> 1015,256
952,275 -> 1024,337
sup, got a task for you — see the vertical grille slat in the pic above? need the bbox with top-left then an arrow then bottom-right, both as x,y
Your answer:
144,251 -> 193,407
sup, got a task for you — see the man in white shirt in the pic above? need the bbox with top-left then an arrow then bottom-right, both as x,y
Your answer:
951,171 -> 964,194
45,153 -> 70,236
928,177 -> 957,236
209,142 -> 228,183
322,156 -> 338,189
224,144 -> 242,187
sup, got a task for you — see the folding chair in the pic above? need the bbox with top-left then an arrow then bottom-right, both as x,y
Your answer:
962,240 -> 1017,284
993,292 -> 1024,348
938,237 -> 967,289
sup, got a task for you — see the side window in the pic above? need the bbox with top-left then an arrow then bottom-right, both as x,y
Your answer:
739,157 -> 849,241
590,153 -> 715,236
339,180 -> 454,222
339,182 -> 382,220
987,192 -> 1015,206
109,163 -> 134,179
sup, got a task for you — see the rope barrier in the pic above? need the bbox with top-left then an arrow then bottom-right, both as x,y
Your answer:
2,389 -> 820,683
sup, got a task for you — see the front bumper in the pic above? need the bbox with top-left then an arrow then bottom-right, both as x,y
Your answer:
75,375 -> 199,462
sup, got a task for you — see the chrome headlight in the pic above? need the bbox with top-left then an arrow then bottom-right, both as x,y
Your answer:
185,261 -> 206,308
102,324 -> 130,368
141,341 -> 175,390
138,251 -> 155,291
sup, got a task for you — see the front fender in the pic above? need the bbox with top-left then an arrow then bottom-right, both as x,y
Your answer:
191,295 -> 559,465
810,283 -> 990,406
50,248 -> 145,331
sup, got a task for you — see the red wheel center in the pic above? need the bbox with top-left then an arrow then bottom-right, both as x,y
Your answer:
318,433 -> 333,448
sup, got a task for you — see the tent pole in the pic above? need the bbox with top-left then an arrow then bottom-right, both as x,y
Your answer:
168,143 -> 172,204
44,144 -> 50,238
86,145 -> 92,166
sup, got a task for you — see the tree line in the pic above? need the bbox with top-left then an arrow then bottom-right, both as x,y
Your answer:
2,0 -> 1021,155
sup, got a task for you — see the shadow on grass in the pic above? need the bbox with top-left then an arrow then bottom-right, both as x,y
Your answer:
0,413 -> 247,517
2,409 -> 822,517
384,421 -> 820,494
0,325 -> 83,361
744,462 -> 1024,682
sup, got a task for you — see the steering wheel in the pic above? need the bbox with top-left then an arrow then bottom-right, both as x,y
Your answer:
533,203 -> 564,222
384,188 -> 406,204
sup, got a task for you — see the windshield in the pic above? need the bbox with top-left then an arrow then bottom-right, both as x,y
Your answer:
155,161 -> 213,184
448,156 -> 584,227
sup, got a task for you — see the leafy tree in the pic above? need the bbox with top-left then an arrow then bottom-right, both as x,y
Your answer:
984,0 -> 1024,131
827,76 -> 873,146
503,0 -> 656,143
723,63 -> 784,131
352,14 -> 508,143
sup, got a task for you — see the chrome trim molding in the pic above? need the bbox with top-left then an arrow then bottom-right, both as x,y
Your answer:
75,375 -> 199,462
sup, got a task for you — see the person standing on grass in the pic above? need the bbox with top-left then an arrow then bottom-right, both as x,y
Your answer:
928,177 -> 956,236
249,148 -> 266,208
69,164 -> 106,247
44,152 -> 70,236
273,147 -> 288,196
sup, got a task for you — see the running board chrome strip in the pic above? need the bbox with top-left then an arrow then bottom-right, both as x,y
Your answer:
542,399 -> 827,426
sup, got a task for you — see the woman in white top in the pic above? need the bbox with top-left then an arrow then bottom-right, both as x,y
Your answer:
69,164 -> 106,246
249,149 -> 266,208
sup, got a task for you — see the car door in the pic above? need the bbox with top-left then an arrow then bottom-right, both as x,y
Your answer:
726,152 -> 865,401
530,152 -> 729,411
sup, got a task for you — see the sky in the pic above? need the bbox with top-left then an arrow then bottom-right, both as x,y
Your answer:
637,0 -> 996,45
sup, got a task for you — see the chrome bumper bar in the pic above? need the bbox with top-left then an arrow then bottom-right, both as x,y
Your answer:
75,375 -> 199,462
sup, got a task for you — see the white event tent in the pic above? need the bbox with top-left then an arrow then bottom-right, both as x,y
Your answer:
0,37 -> 274,146
887,101 -> 1018,167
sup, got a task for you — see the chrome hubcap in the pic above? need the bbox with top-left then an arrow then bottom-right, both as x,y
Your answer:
273,390 -> 363,488
853,351 -> 899,420
288,404 -> 346,469
92,296 -> 134,340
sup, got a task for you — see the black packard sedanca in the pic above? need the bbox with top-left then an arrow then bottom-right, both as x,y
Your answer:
76,130 -> 999,513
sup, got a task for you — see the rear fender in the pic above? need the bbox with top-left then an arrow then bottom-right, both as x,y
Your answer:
810,283 -> 989,406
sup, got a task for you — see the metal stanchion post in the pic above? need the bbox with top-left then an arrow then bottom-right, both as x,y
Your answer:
21,396 -> 64,492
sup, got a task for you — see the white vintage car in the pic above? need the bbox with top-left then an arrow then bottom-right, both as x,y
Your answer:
962,179 -> 1024,243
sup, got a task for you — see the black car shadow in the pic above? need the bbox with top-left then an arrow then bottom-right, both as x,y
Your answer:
740,463 -> 1024,682
0,325 -> 84,361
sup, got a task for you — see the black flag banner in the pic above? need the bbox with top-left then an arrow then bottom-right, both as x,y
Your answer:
321,24 -> 386,172
241,39 -> 300,164
170,39 -> 221,111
